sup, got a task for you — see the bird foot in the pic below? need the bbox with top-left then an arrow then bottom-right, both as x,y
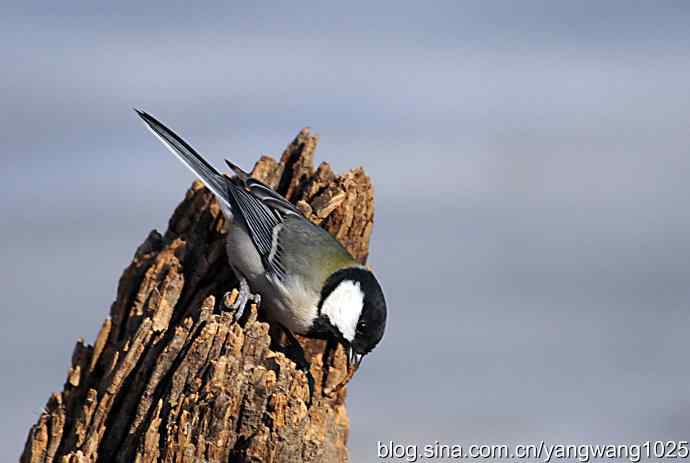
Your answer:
223,277 -> 261,321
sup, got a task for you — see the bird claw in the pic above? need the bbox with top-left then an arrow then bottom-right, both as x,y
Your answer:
223,277 -> 261,322
324,367 -> 356,397
305,371 -> 315,406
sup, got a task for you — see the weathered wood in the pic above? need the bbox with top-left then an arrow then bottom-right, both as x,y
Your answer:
20,128 -> 375,463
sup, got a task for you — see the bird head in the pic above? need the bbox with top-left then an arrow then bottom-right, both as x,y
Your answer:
318,267 -> 387,369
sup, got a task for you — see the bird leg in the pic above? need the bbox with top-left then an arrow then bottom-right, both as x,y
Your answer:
321,336 -> 338,392
223,275 -> 261,321
280,325 -> 315,405
322,339 -> 358,397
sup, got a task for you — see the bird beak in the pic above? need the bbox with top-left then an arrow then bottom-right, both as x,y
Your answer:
347,346 -> 364,371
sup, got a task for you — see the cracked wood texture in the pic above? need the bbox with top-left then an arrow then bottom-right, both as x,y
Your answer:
21,128 -> 375,463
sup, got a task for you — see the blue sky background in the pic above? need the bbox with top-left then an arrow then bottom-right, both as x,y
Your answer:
3,2 -> 690,460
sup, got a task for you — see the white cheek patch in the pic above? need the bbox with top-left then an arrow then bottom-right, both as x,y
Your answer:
321,280 -> 364,342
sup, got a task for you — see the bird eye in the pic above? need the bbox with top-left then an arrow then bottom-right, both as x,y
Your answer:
357,321 -> 367,334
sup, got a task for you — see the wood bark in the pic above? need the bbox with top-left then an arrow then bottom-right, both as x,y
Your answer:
20,128 -> 375,463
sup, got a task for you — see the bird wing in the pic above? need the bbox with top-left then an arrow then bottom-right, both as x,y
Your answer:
223,182 -> 290,280
224,160 -> 303,216
221,159 -> 312,281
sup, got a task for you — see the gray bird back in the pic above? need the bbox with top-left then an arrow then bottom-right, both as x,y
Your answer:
276,215 -> 358,293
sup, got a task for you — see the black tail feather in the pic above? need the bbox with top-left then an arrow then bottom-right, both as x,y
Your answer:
135,109 -> 230,206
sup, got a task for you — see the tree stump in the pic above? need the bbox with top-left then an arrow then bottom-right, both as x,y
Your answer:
20,128 -> 376,463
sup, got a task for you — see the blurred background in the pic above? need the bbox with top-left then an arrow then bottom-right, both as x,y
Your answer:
2,1 -> 690,460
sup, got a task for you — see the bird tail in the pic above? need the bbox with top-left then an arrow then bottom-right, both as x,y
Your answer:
224,159 -> 251,181
135,109 -> 230,205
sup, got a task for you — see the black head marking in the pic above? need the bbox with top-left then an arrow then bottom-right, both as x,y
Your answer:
317,267 -> 387,356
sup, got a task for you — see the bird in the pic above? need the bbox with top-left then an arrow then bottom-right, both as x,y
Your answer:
135,110 -> 387,396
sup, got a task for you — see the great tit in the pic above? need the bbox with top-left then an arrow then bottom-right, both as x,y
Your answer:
135,110 -> 387,378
